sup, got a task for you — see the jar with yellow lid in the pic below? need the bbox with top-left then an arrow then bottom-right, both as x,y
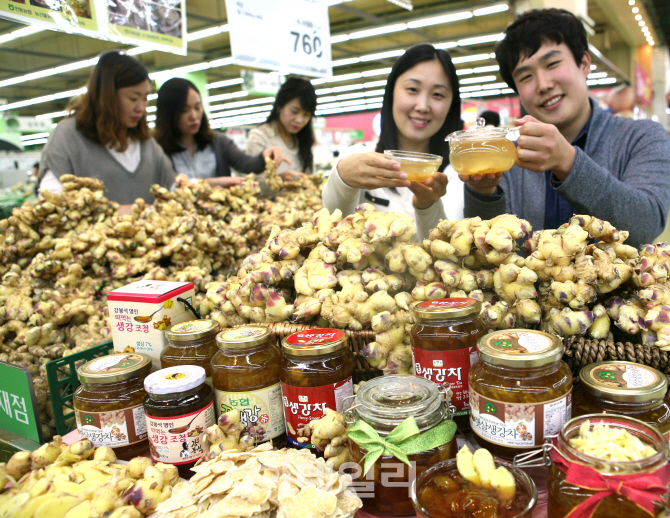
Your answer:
280,327 -> 355,449
211,325 -> 286,446
469,329 -> 572,459
410,298 -> 488,429
74,353 -> 151,460
161,319 -> 220,386
573,361 -> 670,441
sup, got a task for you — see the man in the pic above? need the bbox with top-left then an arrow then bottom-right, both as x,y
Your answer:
462,9 -> 670,247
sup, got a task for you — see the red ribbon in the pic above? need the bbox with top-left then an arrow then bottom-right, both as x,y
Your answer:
549,446 -> 670,518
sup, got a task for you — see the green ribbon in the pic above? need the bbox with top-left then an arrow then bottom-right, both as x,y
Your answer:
347,416 -> 457,476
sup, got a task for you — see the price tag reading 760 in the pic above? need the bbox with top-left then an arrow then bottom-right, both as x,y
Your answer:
290,31 -> 323,58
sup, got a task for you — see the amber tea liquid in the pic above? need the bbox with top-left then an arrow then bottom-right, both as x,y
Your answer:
450,139 -> 517,176
396,158 -> 442,182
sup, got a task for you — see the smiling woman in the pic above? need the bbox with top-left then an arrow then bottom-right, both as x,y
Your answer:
37,50 -> 176,206
321,43 -> 464,240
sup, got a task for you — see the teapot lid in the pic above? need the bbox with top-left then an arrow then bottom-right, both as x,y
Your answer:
446,117 -> 514,141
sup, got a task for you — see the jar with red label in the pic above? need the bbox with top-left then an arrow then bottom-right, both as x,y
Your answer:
143,365 -> 216,479
573,361 -> 670,441
212,325 -> 287,448
469,329 -> 572,459
74,353 -> 152,461
280,327 -> 355,449
410,297 -> 487,429
161,319 -> 220,387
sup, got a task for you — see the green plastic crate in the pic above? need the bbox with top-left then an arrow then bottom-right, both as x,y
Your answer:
46,341 -> 114,437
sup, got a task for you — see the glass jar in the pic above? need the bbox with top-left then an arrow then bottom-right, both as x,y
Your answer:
573,361 -> 670,441
212,325 -> 286,447
410,298 -> 487,429
74,353 -> 151,461
161,319 -> 220,386
544,415 -> 669,518
143,365 -> 216,479
346,375 -> 458,516
280,327 -> 355,449
469,329 -> 572,459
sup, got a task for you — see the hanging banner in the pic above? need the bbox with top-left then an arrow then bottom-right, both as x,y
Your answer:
0,0 -> 102,37
104,0 -> 187,55
225,0 -> 331,78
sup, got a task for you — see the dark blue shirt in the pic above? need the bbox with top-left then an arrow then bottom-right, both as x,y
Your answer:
543,118 -> 591,229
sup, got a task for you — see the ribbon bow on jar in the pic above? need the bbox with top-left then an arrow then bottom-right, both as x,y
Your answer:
348,416 -> 456,476
549,447 -> 670,518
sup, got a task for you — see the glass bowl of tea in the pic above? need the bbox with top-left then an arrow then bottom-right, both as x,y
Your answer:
383,150 -> 443,182
411,456 -> 537,518
446,117 -> 518,177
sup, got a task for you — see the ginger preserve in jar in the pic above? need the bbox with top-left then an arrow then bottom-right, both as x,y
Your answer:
410,297 -> 487,429
161,319 -> 220,386
347,375 -> 458,516
469,329 -> 572,459
74,353 -> 152,460
143,365 -> 216,479
280,327 -> 355,449
212,325 -> 286,446
573,361 -> 670,441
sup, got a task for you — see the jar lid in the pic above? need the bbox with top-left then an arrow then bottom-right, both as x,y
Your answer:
78,353 -> 152,384
580,361 -> 667,403
353,375 -> 448,434
477,329 -> 563,368
446,117 -> 515,143
411,298 -> 481,320
166,319 -> 220,341
216,325 -> 272,349
282,328 -> 348,356
144,365 -> 206,395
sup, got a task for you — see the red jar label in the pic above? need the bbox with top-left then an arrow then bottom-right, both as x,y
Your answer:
412,347 -> 479,416
418,298 -> 476,309
286,328 -> 344,345
281,377 -> 353,448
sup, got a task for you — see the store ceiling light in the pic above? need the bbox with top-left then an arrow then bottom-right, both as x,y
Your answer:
482,82 -> 509,90
598,78 -> 617,84
206,78 -> 244,90
457,34 -> 504,46
20,132 -> 50,142
208,91 -> 248,103
127,47 -> 153,56
22,138 -> 48,147
349,23 -> 407,39
588,72 -> 608,79
407,11 -> 472,29
635,14 -> 642,20
0,87 -> 86,112
632,7 -> 639,13
453,53 -> 496,64
473,4 -> 509,16
629,0 -> 635,4
0,57 -> 98,89
35,110 -> 69,120
0,25 -> 44,45
186,24 -> 229,42
639,21 -> 645,26
459,75 -> 497,85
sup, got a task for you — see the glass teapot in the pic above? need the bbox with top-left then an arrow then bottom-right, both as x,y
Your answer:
446,117 -> 518,176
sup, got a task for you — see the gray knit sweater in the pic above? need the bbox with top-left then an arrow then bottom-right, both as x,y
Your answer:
38,117 -> 176,205
464,102 -> 670,247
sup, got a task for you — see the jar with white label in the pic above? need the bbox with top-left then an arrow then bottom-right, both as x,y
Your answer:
410,297 -> 487,429
143,365 -> 216,479
161,319 -> 220,387
211,325 -> 286,448
280,327 -> 355,449
469,329 -> 572,459
74,353 -> 152,461
573,361 -> 670,441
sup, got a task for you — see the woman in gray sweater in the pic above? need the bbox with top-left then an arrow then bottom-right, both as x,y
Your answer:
38,51 -> 176,210
154,78 -> 286,187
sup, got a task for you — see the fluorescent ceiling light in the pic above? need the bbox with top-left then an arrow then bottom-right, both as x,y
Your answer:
452,53 -> 495,64
588,72 -> 608,79
462,89 -> 501,98
148,93 -> 158,101
187,24 -> 229,41
206,78 -> 244,89
349,24 -> 407,39
22,139 -> 48,147
474,65 -> 500,73
332,50 -> 403,67
460,85 -> 482,92
590,65 -> 597,70
459,75 -> 497,85
407,11 -> 472,29
434,42 -> 458,50
146,115 -> 156,122
0,57 -> 98,88
473,4 -> 509,16
208,91 -> 248,103
20,132 -> 50,141
330,34 -> 350,44
639,21 -> 645,26
36,110 -> 69,120
635,14 -> 642,20
318,89 -> 385,103
127,47 -> 153,56
598,78 -> 617,84
209,97 -> 275,113
482,82 -> 509,89
457,69 -> 474,76
632,7 -> 639,12
586,80 -> 598,86
458,33 -> 504,46
332,57 -> 361,67
0,87 -> 87,112
0,25 -> 44,45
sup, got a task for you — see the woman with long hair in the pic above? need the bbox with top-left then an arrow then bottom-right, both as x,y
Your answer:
246,77 -> 317,182
154,78 -> 286,187
38,50 -> 175,208
321,44 -> 463,239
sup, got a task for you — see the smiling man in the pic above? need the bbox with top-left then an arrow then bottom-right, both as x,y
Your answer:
462,9 -> 670,247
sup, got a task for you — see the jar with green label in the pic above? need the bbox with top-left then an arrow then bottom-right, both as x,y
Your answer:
469,329 -> 572,459
144,365 -> 215,479
161,319 -> 220,386
573,361 -> 670,441
74,353 -> 152,460
211,325 -> 286,447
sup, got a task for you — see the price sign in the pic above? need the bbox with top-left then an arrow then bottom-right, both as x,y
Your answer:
0,362 -> 42,444
226,0 -> 332,78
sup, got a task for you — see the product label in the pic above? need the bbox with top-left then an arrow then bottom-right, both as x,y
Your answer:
589,363 -> 658,389
145,401 -> 216,465
170,320 -> 215,334
86,354 -> 144,373
220,326 -> 268,342
484,331 -> 553,355
413,347 -> 479,416
418,298 -> 475,309
75,404 -> 147,447
470,387 -> 572,448
287,328 -> 344,345
215,383 -> 286,441
281,377 -> 353,448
